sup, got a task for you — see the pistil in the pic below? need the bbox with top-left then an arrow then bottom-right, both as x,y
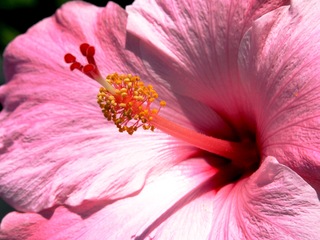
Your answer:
151,115 -> 258,168
64,43 -> 259,168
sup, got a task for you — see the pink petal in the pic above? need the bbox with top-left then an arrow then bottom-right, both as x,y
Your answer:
2,157 -> 319,239
237,157 -> 320,239
126,0 -> 288,118
238,0 -> 320,191
149,157 -> 320,239
0,1 -> 196,213
0,158 -> 217,239
0,207 -> 81,240
141,157 -> 320,239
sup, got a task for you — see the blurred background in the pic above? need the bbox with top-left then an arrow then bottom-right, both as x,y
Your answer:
0,0 -> 133,222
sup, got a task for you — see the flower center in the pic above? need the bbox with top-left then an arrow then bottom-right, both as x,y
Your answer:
64,43 -> 259,171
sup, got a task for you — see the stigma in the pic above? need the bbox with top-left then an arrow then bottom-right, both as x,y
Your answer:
64,43 -> 166,135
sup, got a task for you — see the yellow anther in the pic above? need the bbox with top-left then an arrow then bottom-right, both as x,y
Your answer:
143,125 -> 150,130
160,100 -> 166,107
97,72 -> 166,135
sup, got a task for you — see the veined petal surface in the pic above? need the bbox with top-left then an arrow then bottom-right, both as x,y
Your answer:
238,0 -> 320,191
1,158 -> 319,240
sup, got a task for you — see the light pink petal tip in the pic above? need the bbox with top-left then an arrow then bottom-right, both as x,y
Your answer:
238,0 -> 320,191
1,157 -> 320,240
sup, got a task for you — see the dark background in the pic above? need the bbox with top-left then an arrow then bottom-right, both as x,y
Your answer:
0,0 -> 133,223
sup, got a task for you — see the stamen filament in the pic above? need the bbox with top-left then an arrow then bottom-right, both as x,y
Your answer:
151,114 -> 258,168
97,79 -> 116,95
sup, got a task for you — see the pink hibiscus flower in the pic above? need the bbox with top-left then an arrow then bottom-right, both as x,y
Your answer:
1,0 -> 320,239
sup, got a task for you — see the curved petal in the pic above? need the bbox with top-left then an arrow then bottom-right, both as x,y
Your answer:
126,0 -> 289,131
238,0 -> 320,191
0,1 -> 195,213
0,158 -> 217,239
206,157 -> 320,239
1,157 -> 319,239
